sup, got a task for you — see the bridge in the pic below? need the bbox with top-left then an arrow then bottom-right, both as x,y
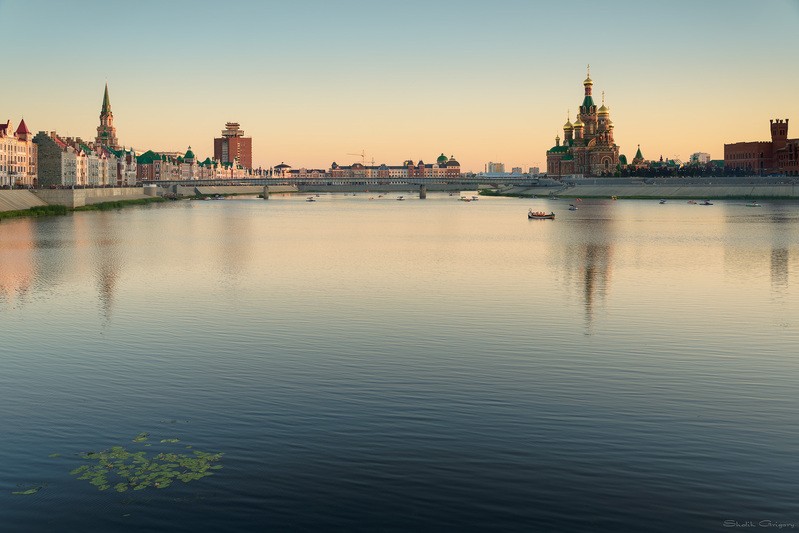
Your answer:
147,175 -> 541,188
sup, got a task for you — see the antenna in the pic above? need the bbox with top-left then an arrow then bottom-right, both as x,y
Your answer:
347,150 -> 366,165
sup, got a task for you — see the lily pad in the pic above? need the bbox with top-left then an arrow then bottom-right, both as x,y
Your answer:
68,435 -> 223,493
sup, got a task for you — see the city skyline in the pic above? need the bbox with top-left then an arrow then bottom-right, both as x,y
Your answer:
2,0 -> 798,172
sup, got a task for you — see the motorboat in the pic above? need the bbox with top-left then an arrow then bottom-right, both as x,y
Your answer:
687,200 -> 697,204
568,204 -> 578,211
460,196 -> 471,202
659,199 -> 667,204
306,196 -> 315,202
396,196 -> 405,201
471,195 -> 479,201
528,210 -> 555,220
701,200 -> 713,206
746,201 -> 761,207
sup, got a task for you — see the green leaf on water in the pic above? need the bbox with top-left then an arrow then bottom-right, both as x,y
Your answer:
12,486 -> 42,496
49,453 -> 61,458
160,438 -> 180,443
132,432 -> 149,443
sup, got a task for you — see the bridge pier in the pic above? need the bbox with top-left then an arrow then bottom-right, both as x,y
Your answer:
262,185 -> 269,200
419,184 -> 427,199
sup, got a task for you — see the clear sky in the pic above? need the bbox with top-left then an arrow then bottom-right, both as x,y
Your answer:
1,0 -> 798,171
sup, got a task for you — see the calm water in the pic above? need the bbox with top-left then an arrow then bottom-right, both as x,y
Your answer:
1,194 -> 798,532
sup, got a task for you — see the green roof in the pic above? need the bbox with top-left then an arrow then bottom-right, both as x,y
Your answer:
634,146 -> 643,160
101,83 -> 111,114
548,145 -> 569,153
137,150 -> 161,165
581,95 -> 594,109
562,154 -> 574,161
184,147 -> 195,160
619,155 -> 628,165
437,153 -> 448,164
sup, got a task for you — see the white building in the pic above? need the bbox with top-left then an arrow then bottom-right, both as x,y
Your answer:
690,152 -> 711,164
485,161 -> 505,173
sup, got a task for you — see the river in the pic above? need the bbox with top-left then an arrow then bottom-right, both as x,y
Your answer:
1,193 -> 798,532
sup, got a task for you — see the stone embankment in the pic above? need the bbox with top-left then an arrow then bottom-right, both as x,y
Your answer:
0,190 -> 48,212
498,177 -> 799,199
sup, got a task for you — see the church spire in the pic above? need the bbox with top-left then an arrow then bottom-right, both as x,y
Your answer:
102,83 -> 111,115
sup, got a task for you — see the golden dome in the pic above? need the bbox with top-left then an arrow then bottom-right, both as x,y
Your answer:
573,116 -> 584,127
563,119 -> 573,130
598,104 -> 609,115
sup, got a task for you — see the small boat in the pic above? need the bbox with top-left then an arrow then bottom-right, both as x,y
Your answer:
687,200 -> 697,204
306,196 -> 315,202
568,204 -> 578,211
528,210 -> 555,220
460,196 -> 471,202
396,196 -> 405,201
471,195 -> 479,201
746,201 -> 761,207
659,199 -> 667,204
210,194 -> 224,200
701,200 -> 713,206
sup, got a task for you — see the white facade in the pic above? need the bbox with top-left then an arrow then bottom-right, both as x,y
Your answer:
690,152 -> 711,164
0,120 -> 37,187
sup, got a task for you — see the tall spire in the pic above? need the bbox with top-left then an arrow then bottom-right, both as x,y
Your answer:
102,83 -> 111,115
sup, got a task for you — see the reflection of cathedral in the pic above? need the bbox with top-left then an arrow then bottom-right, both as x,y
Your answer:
547,67 -> 620,177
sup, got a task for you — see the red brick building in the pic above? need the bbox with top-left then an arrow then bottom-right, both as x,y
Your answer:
213,122 -> 252,170
724,118 -> 798,176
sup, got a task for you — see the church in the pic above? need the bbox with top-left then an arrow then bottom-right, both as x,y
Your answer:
546,68 -> 620,177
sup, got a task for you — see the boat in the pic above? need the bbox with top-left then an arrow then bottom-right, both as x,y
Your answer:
701,200 -> 713,206
396,196 -> 405,201
528,210 -> 555,220
568,204 -> 578,211
687,200 -> 697,204
210,194 -> 224,200
659,199 -> 667,204
306,196 -> 315,202
460,196 -> 471,202
746,201 -> 761,207
471,195 -> 479,201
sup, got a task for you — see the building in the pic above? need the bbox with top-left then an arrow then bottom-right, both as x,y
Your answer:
511,167 -> 523,174
1,119 -> 37,187
485,162 -> 505,173
528,167 -> 540,175
724,119 -> 798,176
95,83 -> 119,150
689,152 -> 711,164
546,67 -> 620,177
33,132 -> 125,186
328,155 -> 460,180
214,122 -> 252,170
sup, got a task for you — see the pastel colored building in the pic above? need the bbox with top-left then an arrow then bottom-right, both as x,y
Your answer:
1,119 -> 37,187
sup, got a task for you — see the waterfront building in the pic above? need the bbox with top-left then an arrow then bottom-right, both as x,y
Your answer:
724,118 -> 798,176
328,156 -> 460,180
690,152 -> 711,164
511,167 -> 523,174
214,122 -> 252,170
95,83 -> 119,150
546,67 -> 620,177
34,131 -> 78,186
0,119 -> 37,187
529,167 -> 540,175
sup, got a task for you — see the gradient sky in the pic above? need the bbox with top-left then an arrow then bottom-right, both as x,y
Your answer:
1,0 -> 798,172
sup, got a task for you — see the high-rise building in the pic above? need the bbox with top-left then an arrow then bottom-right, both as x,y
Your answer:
95,83 -> 119,150
485,162 -> 505,173
214,122 -> 252,169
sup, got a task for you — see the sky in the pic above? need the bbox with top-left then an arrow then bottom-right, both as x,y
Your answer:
1,0 -> 798,172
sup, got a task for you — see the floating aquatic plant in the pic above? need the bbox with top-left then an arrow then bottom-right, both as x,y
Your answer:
12,484 -> 44,496
69,436 -> 222,492
160,438 -> 180,443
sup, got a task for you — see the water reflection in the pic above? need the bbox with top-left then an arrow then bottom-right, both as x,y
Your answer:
553,203 -> 616,334
0,218 -> 35,305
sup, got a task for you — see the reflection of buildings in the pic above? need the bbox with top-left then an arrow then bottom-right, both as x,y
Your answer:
0,218 -> 36,304
556,212 -> 615,331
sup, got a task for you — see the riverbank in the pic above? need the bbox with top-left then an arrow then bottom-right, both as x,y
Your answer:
0,197 -> 166,221
487,179 -> 799,200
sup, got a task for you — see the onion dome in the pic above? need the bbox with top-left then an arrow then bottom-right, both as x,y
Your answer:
184,146 -> 195,159
598,104 -> 609,115
573,116 -> 584,128
563,119 -> 573,130
446,155 -> 460,167
583,64 -> 593,86
436,153 -> 448,165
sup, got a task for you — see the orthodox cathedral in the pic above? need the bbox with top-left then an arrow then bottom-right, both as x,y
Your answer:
546,67 -> 620,177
